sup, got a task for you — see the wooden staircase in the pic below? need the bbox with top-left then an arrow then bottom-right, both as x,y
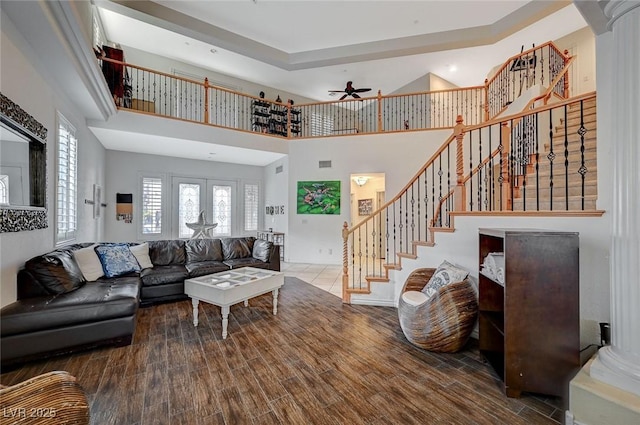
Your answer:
512,98 -> 597,210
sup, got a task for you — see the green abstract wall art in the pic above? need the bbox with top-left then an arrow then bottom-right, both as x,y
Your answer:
297,180 -> 341,214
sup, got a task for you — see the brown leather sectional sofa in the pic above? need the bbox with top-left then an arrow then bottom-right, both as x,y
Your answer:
0,237 -> 279,366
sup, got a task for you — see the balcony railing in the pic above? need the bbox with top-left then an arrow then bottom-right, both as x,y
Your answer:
98,40 -> 571,139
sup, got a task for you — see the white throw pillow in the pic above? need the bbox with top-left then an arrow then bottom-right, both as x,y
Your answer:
130,242 -> 154,269
422,260 -> 469,298
73,245 -> 104,281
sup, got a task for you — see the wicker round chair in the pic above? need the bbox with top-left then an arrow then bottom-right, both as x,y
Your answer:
398,268 -> 478,353
0,371 -> 89,425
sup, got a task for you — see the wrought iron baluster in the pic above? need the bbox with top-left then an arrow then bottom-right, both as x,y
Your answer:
438,155 -> 443,226
410,183 -> 415,245
498,123 -> 504,210
548,109 -> 555,210
509,119 -> 516,210
357,227 -> 362,290
469,131 -> 474,211
578,100 -> 588,210
392,203 -> 397,262
478,126 -> 483,210
385,205 -> 390,265
399,193 -> 403,253
535,112 -> 540,210
564,104 -> 570,210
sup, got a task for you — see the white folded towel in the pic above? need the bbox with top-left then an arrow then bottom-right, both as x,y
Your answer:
496,267 -> 505,284
482,252 -> 504,282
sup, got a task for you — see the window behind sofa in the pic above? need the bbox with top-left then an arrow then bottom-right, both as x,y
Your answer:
142,177 -> 162,235
55,113 -> 77,244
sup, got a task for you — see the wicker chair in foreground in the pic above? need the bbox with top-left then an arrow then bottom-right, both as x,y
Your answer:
0,371 -> 90,425
398,268 -> 478,353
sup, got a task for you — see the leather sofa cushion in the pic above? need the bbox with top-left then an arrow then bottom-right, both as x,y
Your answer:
0,277 -> 139,336
221,237 -> 255,260
24,248 -> 86,295
185,239 -> 223,262
252,239 -> 273,262
223,258 -> 270,269
147,240 -> 186,266
185,261 -> 229,278
140,265 -> 188,286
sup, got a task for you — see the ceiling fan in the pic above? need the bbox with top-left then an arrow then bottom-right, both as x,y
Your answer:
328,81 -> 372,100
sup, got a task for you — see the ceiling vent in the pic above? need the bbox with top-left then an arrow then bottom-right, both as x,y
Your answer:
275,165 -> 283,174
319,160 -> 332,169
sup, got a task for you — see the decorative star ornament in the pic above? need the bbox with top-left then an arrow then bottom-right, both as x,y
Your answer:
185,210 -> 218,239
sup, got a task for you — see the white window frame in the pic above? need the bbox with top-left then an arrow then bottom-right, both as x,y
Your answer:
55,113 -> 78,245
243,181 -> 260,233
138,172 -> 168,240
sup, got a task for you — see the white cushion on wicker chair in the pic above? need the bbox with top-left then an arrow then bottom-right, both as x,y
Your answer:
401,290 -> 429,306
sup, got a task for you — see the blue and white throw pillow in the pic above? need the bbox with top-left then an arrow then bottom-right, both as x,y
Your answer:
422,260 -> 469,299
94,243 -> 141,278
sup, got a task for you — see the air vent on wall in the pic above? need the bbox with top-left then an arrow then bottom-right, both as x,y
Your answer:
275,165 -> 283,174
319,160 -> 332,169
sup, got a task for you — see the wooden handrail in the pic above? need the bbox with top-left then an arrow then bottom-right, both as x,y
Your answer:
463,91 -> 595,133
346,131 -> 458,236
485,41 -> 570,88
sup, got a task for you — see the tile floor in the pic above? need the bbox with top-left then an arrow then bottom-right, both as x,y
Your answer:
280,262 -> 343,298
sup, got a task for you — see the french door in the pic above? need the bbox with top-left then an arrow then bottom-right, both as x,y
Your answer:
171,177 -> 236,238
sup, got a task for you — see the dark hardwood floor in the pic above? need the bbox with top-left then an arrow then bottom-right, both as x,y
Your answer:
1,277 -> 564,424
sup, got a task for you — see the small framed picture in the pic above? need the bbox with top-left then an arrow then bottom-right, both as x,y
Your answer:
358,198 -> 373,216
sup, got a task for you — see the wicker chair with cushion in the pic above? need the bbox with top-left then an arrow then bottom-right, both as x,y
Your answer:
0,371 -> 89,425
398,267 -> 478,353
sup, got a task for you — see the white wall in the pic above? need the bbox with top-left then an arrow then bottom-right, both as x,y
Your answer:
555,26 -> 597,95
104,150 -> 264,242
263,157 -> 289,257
284,129 -> 451,264
0,11 -> 106,307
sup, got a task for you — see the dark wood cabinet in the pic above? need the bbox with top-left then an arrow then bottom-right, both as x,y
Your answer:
478,228 -> 580,398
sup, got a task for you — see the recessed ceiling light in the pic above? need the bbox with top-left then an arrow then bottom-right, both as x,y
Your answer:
210,48 -> 217,54
185,41 -> 190,46
449,65 -> 458,72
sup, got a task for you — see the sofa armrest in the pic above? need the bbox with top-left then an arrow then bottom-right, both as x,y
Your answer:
268,245 -> 281,271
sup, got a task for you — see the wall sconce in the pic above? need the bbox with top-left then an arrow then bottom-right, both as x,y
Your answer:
353,176 -> 370,187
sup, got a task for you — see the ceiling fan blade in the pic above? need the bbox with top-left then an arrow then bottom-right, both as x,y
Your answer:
328,90 -> 346,93
339,94 -> 348,100
352,93 -> 361,99
353,88 -> 371,93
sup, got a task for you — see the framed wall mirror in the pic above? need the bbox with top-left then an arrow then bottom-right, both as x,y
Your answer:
0,93 -> 48,232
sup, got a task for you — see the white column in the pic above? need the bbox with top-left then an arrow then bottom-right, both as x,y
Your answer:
590,0 -> 640,397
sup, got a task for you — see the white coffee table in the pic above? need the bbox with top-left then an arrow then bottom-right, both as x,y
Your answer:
184,267 -> 284,339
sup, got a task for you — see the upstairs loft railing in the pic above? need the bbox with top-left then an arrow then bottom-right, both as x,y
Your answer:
99,57 -> 486,137
484,41 -> 572,119
97,40 -> 571,139
341,92 -> 598,302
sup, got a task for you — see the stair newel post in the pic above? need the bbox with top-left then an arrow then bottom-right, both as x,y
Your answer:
484,78 -> 490,122
203,78 -> 210,124
500,122 -> 513,210
377,90 -> 383,132
563,49 -> 571,98
454,115 -> 466,212
342,222 -> 351,303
